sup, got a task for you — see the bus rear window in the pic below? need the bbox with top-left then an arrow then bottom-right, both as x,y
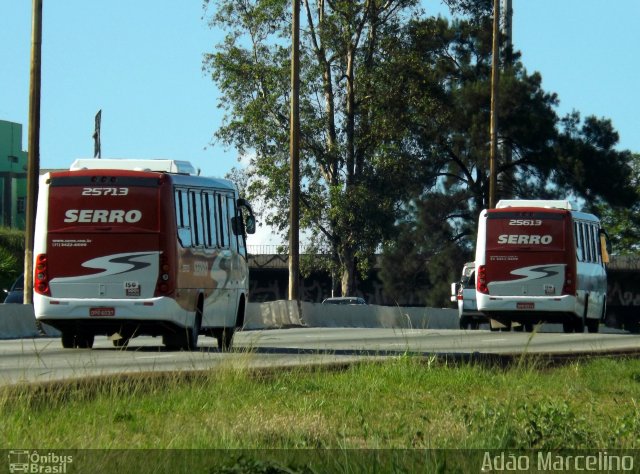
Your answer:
486,211 -> 566,251
47,177 -> 160,232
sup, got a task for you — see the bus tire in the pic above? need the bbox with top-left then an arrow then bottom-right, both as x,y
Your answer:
61,332 -> 75,348
163,309 -> 200,351
214,328 -> 235,351
76,334 -> 95,349
584,302 -> 600,333
574,317 -> 585,333
586,318 -> 599,333
61,332 -> 94,349
185,305 -> 202,351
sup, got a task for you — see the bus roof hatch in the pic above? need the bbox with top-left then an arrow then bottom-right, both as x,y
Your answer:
69,158 -> 198,175
496,199 -> 573,210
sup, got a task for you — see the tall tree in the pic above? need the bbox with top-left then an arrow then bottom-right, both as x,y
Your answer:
379,11 -> 638,305
594,153 -> 640,254
204,0 -> 423,295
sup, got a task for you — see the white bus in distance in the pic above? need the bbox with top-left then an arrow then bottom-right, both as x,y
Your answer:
475,199 -> 609,333
33,158 -> 256,350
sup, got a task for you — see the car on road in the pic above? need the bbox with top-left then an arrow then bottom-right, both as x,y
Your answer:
450,262 -> 487,329
3,274 -> 24,304
322,297 -> 367,305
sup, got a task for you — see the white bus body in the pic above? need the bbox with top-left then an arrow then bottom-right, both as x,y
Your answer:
33,159 -> 255,350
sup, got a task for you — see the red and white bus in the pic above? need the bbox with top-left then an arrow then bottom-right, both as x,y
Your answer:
33,158 -> 256,350
475,199 -> 609,333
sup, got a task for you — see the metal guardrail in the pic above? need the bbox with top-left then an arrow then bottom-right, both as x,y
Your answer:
247,245 -> 289,255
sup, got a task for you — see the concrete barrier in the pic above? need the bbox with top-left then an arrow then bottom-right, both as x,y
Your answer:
0,300 -> 456,338
299,303 -> 458,329
0,304 -> 60,338
244,300 -> 303,329
0,304 -> 40,338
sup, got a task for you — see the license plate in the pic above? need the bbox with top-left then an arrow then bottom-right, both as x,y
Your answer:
90,307 -> 115,317
517,302 -> 535,310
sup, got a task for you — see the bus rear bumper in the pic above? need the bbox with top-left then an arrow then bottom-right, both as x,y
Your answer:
476,293 -> 577,323
34,295 -> 191,336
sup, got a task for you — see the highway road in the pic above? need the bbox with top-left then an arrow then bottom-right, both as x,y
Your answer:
0,327 -> 638,386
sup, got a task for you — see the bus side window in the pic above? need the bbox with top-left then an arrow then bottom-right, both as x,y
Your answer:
226,196 -> 239,252
591,224 -> 599,263
575,222 -> 583,262
175,189 -> 192,247
190,190 -> 205,247
587,224 -> 595,263
217,193 -> 229,249
204,192 -> 218,248
579,223 -> 589,262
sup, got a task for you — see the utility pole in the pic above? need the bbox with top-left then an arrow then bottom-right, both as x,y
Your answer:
500,0 -> 514,198
24,0 -> 43,305
93,109 -> 102,158
489,0 -> 500,209
288,0 -> 300,300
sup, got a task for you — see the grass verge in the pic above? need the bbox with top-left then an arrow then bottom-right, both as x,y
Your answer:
2,355 -> 639,451
0,356 -> 640,449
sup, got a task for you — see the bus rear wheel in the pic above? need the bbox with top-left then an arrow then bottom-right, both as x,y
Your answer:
563,317 -> 585,333
586,318 -> 599,333
61,332 -> 94,349
164,311 -> 201,351
213,328 -> 235,351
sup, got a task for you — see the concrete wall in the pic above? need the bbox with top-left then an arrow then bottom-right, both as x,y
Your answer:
0,302 -> 457,339
0,304 -> 60,338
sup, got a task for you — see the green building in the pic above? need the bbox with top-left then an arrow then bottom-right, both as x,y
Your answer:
0,120 -> 28,230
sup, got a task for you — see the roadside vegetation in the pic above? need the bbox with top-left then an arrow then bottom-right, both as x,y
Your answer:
0,226 -> 24,296
3,356 -> 639,453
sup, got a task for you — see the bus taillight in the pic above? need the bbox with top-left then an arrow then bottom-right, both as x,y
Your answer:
34,254 -> 51,296
562,267 -> 576,295
155,255 -> 173,296
477,265 -> 489,294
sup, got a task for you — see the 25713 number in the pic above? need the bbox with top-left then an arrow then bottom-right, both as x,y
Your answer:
82,187 -> 129,196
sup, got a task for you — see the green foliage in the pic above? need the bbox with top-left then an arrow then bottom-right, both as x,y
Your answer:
204,0 -> 424,295
0,226 -> 24,293
471,400 -> 592,449
380,194 -> 470,305
3,357 -> 640,451
377,8 -> 638,305
215,456 -> 311,474
204,0 -> 638,303
593,153 -> 640,255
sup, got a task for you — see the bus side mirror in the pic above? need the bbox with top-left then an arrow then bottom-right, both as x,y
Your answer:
236,198 -> 256,235
245,215 -> 256,234
231,215 -> 256,235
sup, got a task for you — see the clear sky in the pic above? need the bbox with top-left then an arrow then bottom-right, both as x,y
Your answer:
2,0 -> 638,178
